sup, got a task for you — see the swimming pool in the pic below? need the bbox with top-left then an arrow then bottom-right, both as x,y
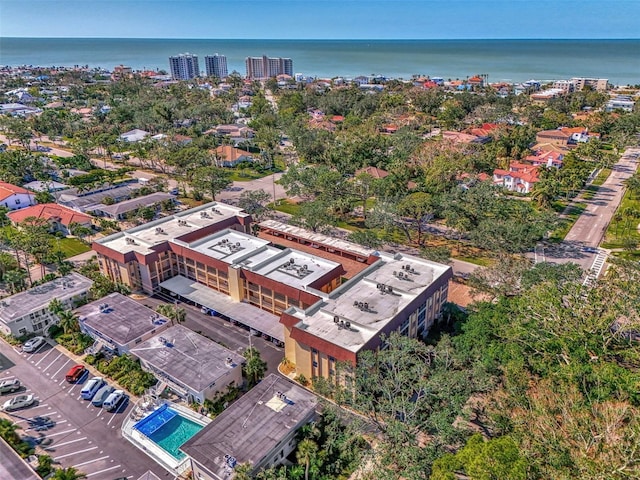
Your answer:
142,410 -> 204,460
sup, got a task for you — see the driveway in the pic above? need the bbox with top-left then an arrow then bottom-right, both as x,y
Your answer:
0,340 -> 166,479
137,295 -> 285,376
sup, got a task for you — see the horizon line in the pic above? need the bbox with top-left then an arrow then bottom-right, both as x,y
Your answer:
2,36 -> 640,41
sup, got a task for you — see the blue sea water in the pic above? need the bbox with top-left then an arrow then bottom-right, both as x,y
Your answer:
0,38 -> 639,85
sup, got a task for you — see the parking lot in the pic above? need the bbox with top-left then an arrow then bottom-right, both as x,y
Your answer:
0,340 -> 168,479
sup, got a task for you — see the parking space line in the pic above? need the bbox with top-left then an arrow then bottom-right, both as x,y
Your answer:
44,428 -> 76,438
34,348 -> 56,367
86,465 -> 121,477
26,343 -> 48,358
51,358 -> 72,381
41,352 -> 64,372
54,437 -> 87,448
106,412 -> 120,426
73,455 -> 110,468
54,446 -> 98,460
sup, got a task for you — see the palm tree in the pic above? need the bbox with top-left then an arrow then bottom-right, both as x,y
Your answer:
50,466 -> 87,480
296,439 -> 318,480
155,303 -> 186,325
233,462 -> 253,480
4,268 -> 26,294
58,310 -> 80,335
48,298 -> 65,316
0,251 -> 19,281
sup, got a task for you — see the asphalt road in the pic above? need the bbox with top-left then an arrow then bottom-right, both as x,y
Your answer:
542,147 -> 640,269
0,340 -> 168,480
138,295 -> 285,376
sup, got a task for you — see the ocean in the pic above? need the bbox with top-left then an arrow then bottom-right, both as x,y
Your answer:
0,38 -> 639,85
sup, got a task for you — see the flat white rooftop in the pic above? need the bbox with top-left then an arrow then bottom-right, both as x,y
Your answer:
183,229 -> 273,264
287,252 -> 452,352
0,273 -> 93,324
159,275 -> 284,341
249,248 -> 342,291
96,202 -> 249,255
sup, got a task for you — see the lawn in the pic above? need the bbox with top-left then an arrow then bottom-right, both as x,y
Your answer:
228,169 -> 270,182
549,202 -> 587,242
55,237 -> 91,258
602,189 -> 640,249
270,199 -> 301,215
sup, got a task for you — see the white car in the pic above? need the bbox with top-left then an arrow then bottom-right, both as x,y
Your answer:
81,377 -> 105,400
2,394 -> 35,411
22,336 -> 46,353
103,390 -> 126,412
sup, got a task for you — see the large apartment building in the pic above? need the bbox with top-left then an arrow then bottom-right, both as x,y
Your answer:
245,55 -> 293,79
169,53 -> 200,80
204,54 -> 228,78
92,203 -> 452,380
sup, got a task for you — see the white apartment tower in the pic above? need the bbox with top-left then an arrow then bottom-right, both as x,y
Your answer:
204,54 -> 228,78
169,53 -> 200,80
245,55 -> 293,79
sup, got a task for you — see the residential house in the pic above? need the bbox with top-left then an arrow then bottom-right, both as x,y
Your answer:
442,131 -> 484,144
181,374 -> 318,480
91,192 -> 176,220
119,129 -> 150,143
535,129 -> 572,147
493,162 -> 540,193
212,145 -> 255,167
525,150 -> 564,168
0,273 -> 93,337
8,203 -> 93,235
0,182 -> 36,210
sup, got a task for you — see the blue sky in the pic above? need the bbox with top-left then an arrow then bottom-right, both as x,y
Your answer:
1,0 -> 639,39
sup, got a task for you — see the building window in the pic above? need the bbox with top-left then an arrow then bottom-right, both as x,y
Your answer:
313,361 -> 318,368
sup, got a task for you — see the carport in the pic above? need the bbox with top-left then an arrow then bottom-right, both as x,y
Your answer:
159,275 -> 284,343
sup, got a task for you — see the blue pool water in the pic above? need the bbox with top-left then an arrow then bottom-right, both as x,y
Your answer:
145,412 -> 204,460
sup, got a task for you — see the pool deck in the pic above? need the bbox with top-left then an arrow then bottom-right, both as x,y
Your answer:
122,396 -> 210,476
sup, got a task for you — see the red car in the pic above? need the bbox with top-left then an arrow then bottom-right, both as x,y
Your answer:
65,365 -> 86,383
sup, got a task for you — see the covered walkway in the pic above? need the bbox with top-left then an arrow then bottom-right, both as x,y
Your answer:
159,276 -> 284,343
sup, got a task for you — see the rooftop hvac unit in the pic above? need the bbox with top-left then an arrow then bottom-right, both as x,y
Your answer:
155,227 -> 164,233
200,211 -> 209,218
353,301 -> 359,307
364,302 -> 368,310
345,321 -> 351,328
406,264 -> 411,270
289,258 -> 295,265
236,242 -> 240,247
302,264 -> 308,271
333,316 -> 340,323
387,286 -> 393,293
225,357 -> 234,367
398,272 -> 404,278
393,271 -> 397,276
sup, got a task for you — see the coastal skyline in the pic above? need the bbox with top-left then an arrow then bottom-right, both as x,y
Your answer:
1,0 -> 639,40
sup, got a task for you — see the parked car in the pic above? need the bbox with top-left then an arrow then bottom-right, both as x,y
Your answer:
103,390 -> 126,412
91,384 -> 114,407
1,394 -> 35,411
65,365 -> 87,383
81,377 -> 105,400
0,379 -> 21,395
22,336 -> 46,353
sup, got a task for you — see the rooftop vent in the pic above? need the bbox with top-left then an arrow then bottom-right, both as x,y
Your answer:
177,219 -> 189,227
224,454 -> 237,469
200,211 -> 209,218
225,357 -> 234,367
333,315 -> 340,323
155,227 -> 164,234
125,237 -> 136,245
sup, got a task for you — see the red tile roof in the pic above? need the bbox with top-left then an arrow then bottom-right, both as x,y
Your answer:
0,182 -> 30,202
8,203 -> 92,227
355,166 -> 389,179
